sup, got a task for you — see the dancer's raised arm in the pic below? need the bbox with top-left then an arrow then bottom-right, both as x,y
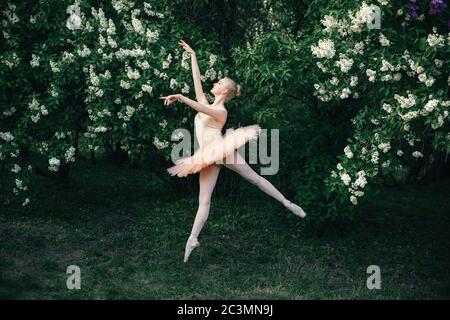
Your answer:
178,40 -> 209,106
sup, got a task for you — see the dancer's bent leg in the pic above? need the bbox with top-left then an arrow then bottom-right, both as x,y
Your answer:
223,150 -> 306,218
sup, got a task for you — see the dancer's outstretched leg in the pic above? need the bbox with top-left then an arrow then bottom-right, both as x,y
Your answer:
223,150 -> 306,218
184,163 -> 222,263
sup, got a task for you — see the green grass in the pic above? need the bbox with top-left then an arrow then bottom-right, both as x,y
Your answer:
1,156 -> 449,299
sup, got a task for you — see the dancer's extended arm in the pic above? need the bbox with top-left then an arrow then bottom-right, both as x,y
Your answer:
179,95 -> 227,123
160,94 -> 227,123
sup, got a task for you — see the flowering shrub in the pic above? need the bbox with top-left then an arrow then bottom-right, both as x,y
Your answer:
310,0 -> 449,209
0,0 -> 227,207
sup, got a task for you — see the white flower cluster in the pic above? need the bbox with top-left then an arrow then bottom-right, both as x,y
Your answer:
38,142 -> 48,155
134,91 -> 143,99
65,146 -> 76,163
321,14 -> 342,34
11,163 -> 21,173
434,59 -> 443,68
380,59 -> 397,72
28,97 -> 48,123
204,68 -> 218,80
1,52 -> 20,69
141,82 -> 153,94
30,54 -> 40,67
153,136 -> 169,149
412,151 -> 423,158
115,46 -> 146,60
136,60 -> 150,70
89,65 -> 100,86
162,53 -> 173,69
55,132 -> 66,139
377,142 -> 391,153
77,45 -> 91,57
400,110 -> 419,122
48,157 -> 61,172
154,68 -> 168,80
170,78 -> 178,90
112,0 -> 135,13
120,80 -> 131,89
311,39 -> 336,59
420,99 -> 439,116
371,150 -> 379,164
379,33 -> 390,47
22,198 -> 30,207
350,76 -> 358,87
15,178 -> 28,193
107,18 -> 116,35
117,106 -> 135,122
143,2 -> 164,18
335,54 -> 354,73
335,162 -> 368,205
366,69 -> 376,82
62,51 -> 75,63
181,51 -> 191,70
159,119 -> 168,129
181,83 -> 190,94
340,88 -> 351,99
427,27 -> 445,47
3,3 -> 20,24
2,106 -> 16,117
131,9 -> 145,34
49,60 -> 60,73
100,70 -> 111,80
91,7 -> 108,32
394,93 -> 416,109
348,41 -> 365,55
126,66 -> 141,80
344,145 -> 353,158
348,2 -> 374,34
418,72 -> 435,87
0,131 -> 14,142
209,54 -> 217,66
146,29 -> 159,43
93,126 -> 108,133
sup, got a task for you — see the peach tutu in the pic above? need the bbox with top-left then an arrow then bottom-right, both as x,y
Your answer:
167,110 -> 261,177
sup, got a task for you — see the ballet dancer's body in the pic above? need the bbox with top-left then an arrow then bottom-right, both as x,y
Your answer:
160,40 -> 306,263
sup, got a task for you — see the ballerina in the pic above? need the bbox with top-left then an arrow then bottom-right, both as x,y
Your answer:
160,39 -> 306,263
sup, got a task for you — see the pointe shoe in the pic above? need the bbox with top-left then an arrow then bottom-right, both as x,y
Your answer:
285,200 -> 306,218
183,236 -> 200,263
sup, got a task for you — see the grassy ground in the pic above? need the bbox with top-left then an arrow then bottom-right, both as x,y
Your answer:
1,156 -> 449,299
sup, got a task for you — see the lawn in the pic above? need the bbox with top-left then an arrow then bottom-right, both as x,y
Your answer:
1,155 -> 449,299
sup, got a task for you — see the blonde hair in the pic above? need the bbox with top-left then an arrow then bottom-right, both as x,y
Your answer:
223,77 -> 242,102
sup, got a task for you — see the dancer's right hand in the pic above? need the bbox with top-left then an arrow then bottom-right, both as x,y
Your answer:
179,39 -> 195,55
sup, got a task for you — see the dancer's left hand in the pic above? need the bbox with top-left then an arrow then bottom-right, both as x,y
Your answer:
160,94 -> 183,106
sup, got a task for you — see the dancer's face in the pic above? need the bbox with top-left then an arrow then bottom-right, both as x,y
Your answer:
210,78 -> 229,97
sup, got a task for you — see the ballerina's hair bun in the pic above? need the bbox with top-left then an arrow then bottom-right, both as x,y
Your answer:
236,84 -> 242,97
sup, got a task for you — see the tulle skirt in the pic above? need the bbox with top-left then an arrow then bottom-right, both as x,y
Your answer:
167,124 -> 262,177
